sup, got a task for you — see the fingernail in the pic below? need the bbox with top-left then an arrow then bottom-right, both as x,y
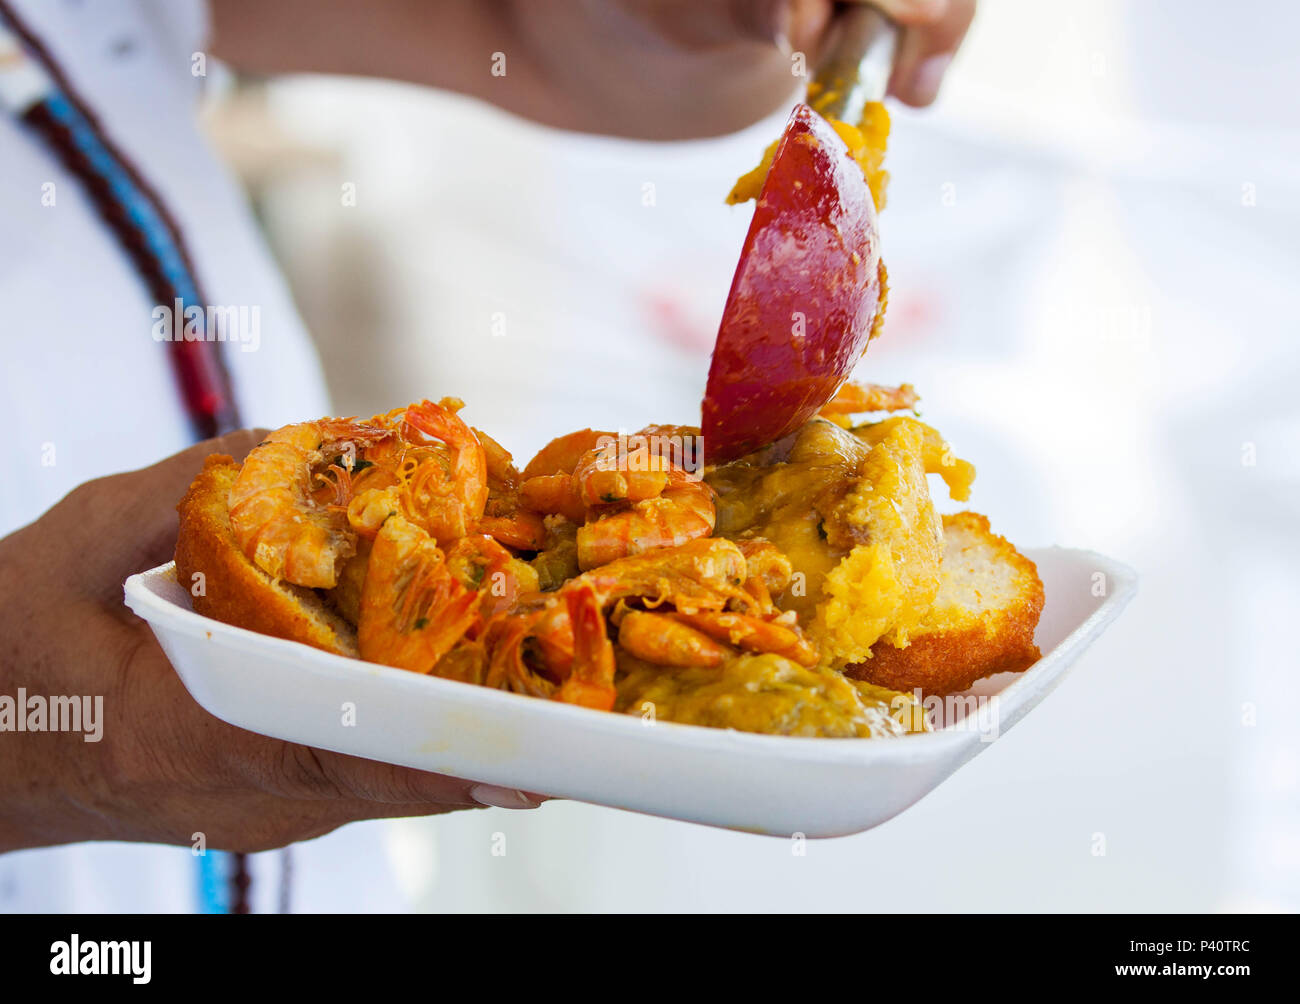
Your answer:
470,784 -> 543,810
908,53 -> 953,105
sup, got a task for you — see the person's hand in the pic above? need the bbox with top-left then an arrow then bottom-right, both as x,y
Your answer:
875,0 -> 977,106
499,0 -> 977,137
210,0 -> 975,139
0,432 -> 542,855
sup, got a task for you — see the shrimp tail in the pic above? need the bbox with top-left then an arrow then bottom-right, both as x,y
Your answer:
557,583 -> 617,711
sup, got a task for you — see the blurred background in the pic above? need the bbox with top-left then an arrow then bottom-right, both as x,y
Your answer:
201,0 -> 1298,911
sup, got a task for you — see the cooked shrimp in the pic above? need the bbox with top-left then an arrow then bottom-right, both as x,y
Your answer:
556,583 -> 617,710
482,600 -> 571,700
228,418 -> 392,588
673,610 -> 819,667
572,440 -> 669,507
526,602 -> 575,676
357,515 -> 481,673
472,427 -> 548,549
520,437 -> 670,518
482,614 -> 537,696
480,539 -> 760,703
345,484 -> 403,538
576,469 -> 716,570
570,537 -> 747,612
519,474 -> 587,524
401,398 -> 489,538
444,533 -> 537,617
521,428 -> 611,479
476,511 -> 547,551
432,640 -> 489,687
344,399 -> 490,545
617,610 -> 726,668
635,423 -> 704,473
474,426 -> 519,487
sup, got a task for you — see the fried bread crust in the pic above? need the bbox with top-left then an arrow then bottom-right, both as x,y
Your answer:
174,454 -> 358,657
846,512 -> 1043,695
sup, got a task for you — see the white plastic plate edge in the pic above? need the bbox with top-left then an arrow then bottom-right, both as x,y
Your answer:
123,546 -> 1136,836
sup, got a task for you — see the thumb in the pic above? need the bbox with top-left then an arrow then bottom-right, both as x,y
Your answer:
27,429 -> 271,605
110,428 -> 272,575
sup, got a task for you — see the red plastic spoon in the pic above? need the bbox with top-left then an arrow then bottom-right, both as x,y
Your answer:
701,103 -> 884,463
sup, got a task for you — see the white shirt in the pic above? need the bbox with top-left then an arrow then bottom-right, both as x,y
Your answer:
0,0 -> 404,911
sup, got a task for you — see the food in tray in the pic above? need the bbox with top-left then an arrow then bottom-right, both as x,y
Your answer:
175,389 -> 1042,738
172,98 -> 1043,739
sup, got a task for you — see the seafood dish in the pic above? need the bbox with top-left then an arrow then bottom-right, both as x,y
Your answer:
173,100 -> 1044,739
175,388 -> 1043,739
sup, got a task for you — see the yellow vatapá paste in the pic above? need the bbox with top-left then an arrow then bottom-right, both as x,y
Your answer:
726,99 -> 891,211
705,415 -> 975,668
615,651 -> 925,739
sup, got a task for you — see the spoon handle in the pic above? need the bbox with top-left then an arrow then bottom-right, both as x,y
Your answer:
808,6 -> 898,122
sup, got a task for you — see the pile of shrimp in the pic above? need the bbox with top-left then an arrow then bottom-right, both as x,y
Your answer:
226,399 -> 819,711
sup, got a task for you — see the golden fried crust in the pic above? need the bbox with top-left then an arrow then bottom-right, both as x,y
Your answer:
846,512 -> 1044,695
174,455 -> 358,657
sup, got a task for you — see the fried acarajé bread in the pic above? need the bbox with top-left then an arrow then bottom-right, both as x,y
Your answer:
847,512 -> 1044,695
175,454 -> 359,657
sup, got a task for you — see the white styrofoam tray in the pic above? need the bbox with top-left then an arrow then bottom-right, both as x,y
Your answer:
124,546 -> 1134,837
